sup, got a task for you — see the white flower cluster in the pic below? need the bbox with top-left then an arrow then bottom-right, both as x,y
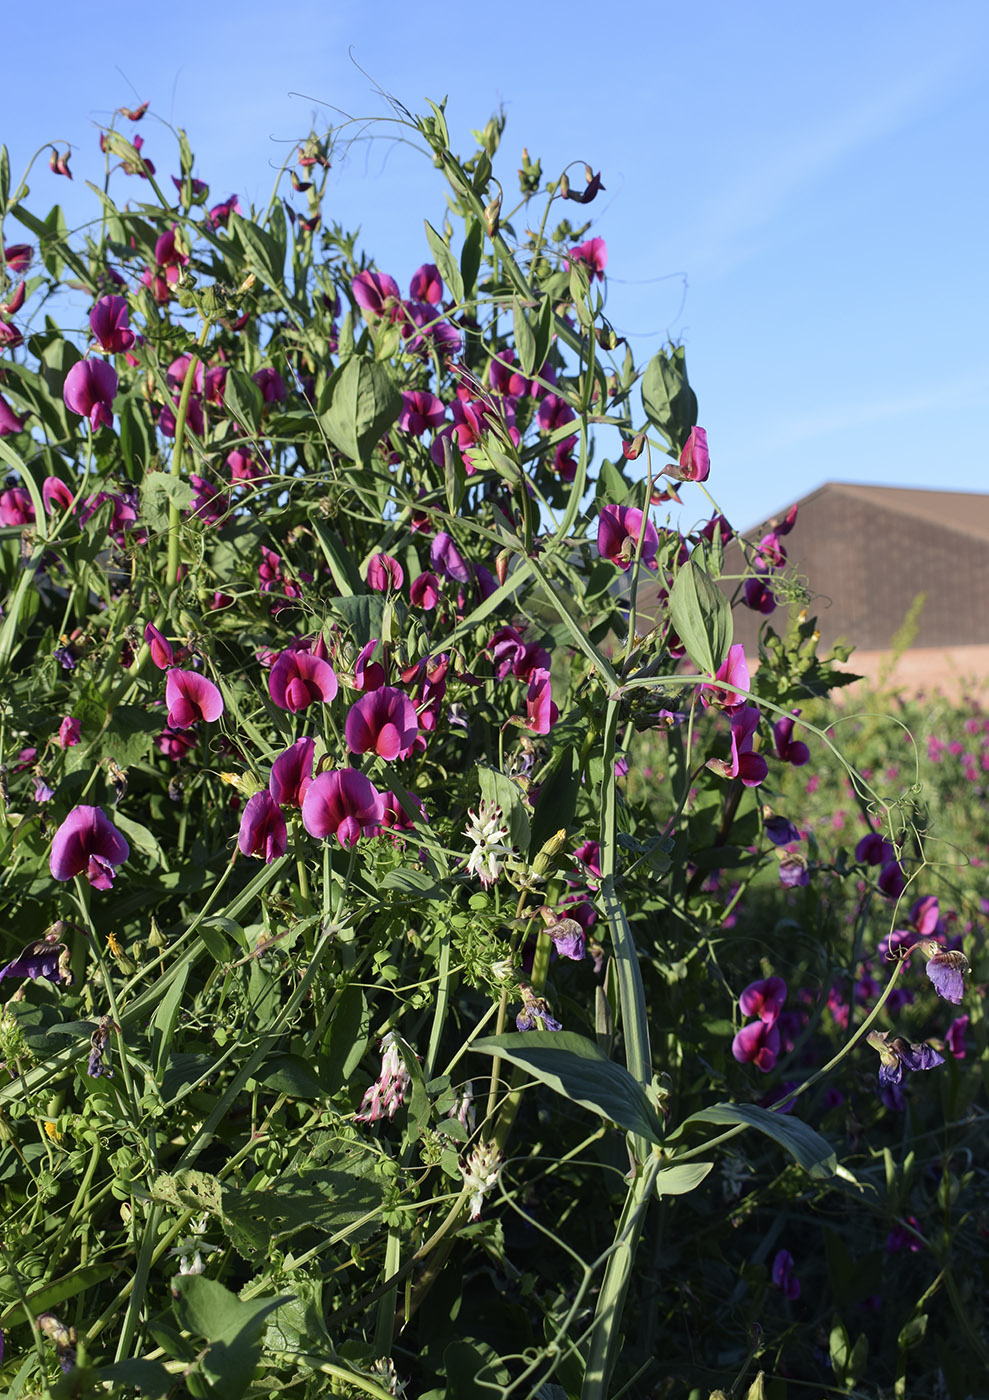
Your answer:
464,800 -> 513,888
460,1140 -> 503,1220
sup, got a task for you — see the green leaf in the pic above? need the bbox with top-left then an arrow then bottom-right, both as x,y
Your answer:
470,1031 -> 665,1146
530,745 -> 580,854
669,557 -> 733,675
141,472 -> 194,533
460,217 -> 483,299
111,810 -> 167,865
424,220 -> 464,303
322,984 -> 368,1093
228,210 -> 283,285
654,1162 -> 714,1196
477,764 -> 530,853
174,1275 -> 289,1399
380,867 -> 444,899
224,367 -> 263,433
673,1101 -> 836,1178
512,297 -> 537,377
317,355 -> 400,464
102,705 -> 161,769
249,1053 -> 327,1100
641,344 -> 698,457
0,145 -> 9,215
96,1361 -> 171,1398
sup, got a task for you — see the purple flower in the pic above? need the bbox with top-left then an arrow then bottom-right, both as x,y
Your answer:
0,394 -> 25,436
269,738 -> 315,808
946,1014 -> 969,1058
707,704 -> 767,787
526,668 -> 559,736
398,390 -> 446,437
702,643 -> 750,710
548,918 -> 585,961
238,792 -> 288,864
866,1029 -> 945,1086
731,1020 -> 780,1072
739,977 -> 787,1025
516,984 -> 562,1032
63,358 -> 118,430
345,687 -> 419,762
89,295 -> 135,354
917,939 -> 969,1004
144,622 -> 174,670
50,805 -> 129,890
366,553 -> 404,591
667,425 -> 710,483
778,851 -> 810,888
409,263 -> 443,304
0,934 -> 69,984
764,813 -> 800,846
165,669 -> 224,729
878,861 -> 906,899
743,577 -> 776,614
253,366 -> 287,404
301,769 -> 384,848
430,530 -> 471,583
352,270 -> 400,317
58,716 -> 81,748
771,1249 -> 801,1300
268,650 -> 338,713
855,832 -> 894,866
773,711 -> 810,767
0,488 -> 34,525
597,504 -> 659,572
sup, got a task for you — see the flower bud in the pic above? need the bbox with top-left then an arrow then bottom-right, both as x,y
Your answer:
530,827 -> 569,877
484,191 -> 502,237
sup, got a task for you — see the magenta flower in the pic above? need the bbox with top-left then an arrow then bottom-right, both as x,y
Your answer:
675,425 -> 710,482
743,577 -> 776,614
207,193 -> 241,227
0,394 -> 25,436
0,488 -> 34,526
353,639 -> 386,691
253,366 -> 287,404
144,622 -> 174,670
409,263 -> 443,304
50,805 -> 129,890
731,1019 -> 780,1072
301,768 -> 384,847
165,669 -> 224,729
398,390 -> 446,437
946,1014 -> 969,1058
63,358 -> 118,430
707,704 -> 767,787
366,553 -> 404,591
856,832 -> 895,867
345,686 -> 419,761
352,270 -> 400,317
430,531 -> 470,583
89,295 -> 135,354
268,650 -> 338,713
739,977 -> 787,1025
238,792 -> 288,864
3,244 -> 32,274
58,716 -> 81,749
526,668 -> 559,735
410,572 -> 441,609
773,711 -> 810,766
702,643 -> 750,710
41,476 -> 74,515
566,237 -> 607,281
269,737 -> 316,808
596,504 -> 659,572
771,1250 -> 801,1300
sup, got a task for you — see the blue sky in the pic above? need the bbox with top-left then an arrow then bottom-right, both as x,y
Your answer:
3,0 -> 987,532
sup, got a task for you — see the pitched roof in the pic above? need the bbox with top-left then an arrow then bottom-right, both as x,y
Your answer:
747,482 -> 989,545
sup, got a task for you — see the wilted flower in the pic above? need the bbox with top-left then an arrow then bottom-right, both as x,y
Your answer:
165,669 -> 224,729
50,805 -> 129,890
866,1029 -> 945,1086
88,1014 -> 116,1078
516,984 -> 562,1032
548,918 -> 585,961
355,1031 -> 411,1123
464,800 -> 513,888
37,1312 -> 76,1374
58,716 -> 81,748
917,939 -> 969,1004
460,1140 -> 503,1220
0,932 -> 71,985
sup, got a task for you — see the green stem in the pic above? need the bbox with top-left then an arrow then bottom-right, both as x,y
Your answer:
166,315 -> 213,591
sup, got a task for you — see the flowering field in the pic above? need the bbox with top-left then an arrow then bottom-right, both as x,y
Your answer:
0,99 -> 984,1400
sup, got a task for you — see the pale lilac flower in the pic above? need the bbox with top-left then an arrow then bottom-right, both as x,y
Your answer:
917,939 -> 969,1004
355,1031 -> 411,1123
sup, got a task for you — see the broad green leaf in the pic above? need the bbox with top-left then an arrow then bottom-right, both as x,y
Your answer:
471,1031 -> 665,1146
654,1162 -> 714,1196
424,220 -> 464,303
380,867 -> 444,899
669,557 -> 733,675
224,367 -> 263,433
102,704 -> 161,769
318,355 -> 400,464
249,1053 -> 327,1100
673,1101 -> 837,1178
141,473 -> 194,533
641,344 -> 698,457
0,145 -> 9,214
174,1275 -> 288,1399
96,1361 -> 171,1398
228,210 -> 282,285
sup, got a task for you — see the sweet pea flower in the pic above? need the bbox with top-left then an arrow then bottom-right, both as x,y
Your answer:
946,1014 -> 969,1058
526,668 -> 559,735
739,977 -> 787,1025
410,572 -> 441,609
566,237 -> 607,281
731,1019 -> 780,1072
917,939 -> 969,1004
548,918 -> 585,961
597,504 -> 659,572
355,1031 -> 411,1123
253,366 -> 287,404
50,805 -> 129,890
0,394 -> 25,436
352,270 -> 400,317
431,531 -> 470,583
702,643 -> 750,710
3,244 -> 32,274
516,983 -> 563,1032
301,768 -> 384,847
366,553 -> 404,591
345,686 -> 419,761
89,295 -> 135,354
764,812 -> 801,846
165,669 -> 224,729
771,1250 -> 801,1300
238,792 -> 288,864
63,358 -> 118,430
773,711 -> 810,766
0,933 -> 70,984
398,390 -> 446,437
269,737 -> 315,808
707,704 -> 767,787
743,577 -> 776,614
144,622 -> 174,670
867,1029 -> 944,1086
856,832 -> 895,867
42,477 -> 74,514
666,425 -> 710,483
58,716 -> 81,748
0,488 -> 34,526
353,639 -> 386,691
409,263 -> 443,303
268,650 -> 338,713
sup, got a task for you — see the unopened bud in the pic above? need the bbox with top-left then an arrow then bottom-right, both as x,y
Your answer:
148,917 -> 168,949
622,433 -> 645,461
495,549 -> 511,586
531,828 -> 569,876
559,173 -> 570,199
484,191 -> 502,237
